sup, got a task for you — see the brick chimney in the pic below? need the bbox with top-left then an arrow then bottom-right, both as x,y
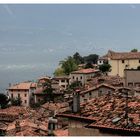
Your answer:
72,89 -> 80,113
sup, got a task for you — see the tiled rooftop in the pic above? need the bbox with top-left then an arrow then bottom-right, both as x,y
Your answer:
71,68 -> 99,74
58,94 -> 140,131
54,129 -> 68,136
8,82 -> 37,90
80,83 -> 116,95
107,50 -> 140,60
86,75 -> 124,88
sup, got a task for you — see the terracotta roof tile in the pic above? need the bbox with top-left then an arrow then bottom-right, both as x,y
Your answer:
107,50 -> 140,60
8,82 -> 37,90
71,68 -> 99,74
58,94 -> 140,132
54,129 -> 68,136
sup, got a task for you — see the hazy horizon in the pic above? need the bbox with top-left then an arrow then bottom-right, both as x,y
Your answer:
0,4 -> 140,92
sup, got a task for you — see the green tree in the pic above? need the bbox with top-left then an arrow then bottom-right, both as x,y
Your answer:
0,94 -> 9,109
73,52 -> 84,64
99,64 -> 111,73
59,56 -> 78,75
69,81 -> 82,90
83,54 -> 99,64
85,62 -> 93,69
11,97 -> 22,106
53,67 -> 65,76
43,81 -> 54,102
131,49 -> 138,52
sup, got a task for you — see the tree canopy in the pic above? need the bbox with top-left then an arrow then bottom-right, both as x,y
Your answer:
73,52 -> 84,65
11,97 -> 22,106
69,81 -> 82,90
0,93 -> 9,109
99,63 -> 111,73
54,52 -> 99,76
84,62 -> 93,69
53,67 -> 65,77
59,56 -> 78,75
131,49 -> 138,52
83,54 -> 99,64
43,81 -> 54,102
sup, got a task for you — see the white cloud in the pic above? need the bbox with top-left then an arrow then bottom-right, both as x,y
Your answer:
0,64 -> 50,71
0,64 -> 35,70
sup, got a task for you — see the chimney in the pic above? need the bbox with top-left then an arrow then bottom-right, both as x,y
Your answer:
15,120 -> 21,132
48,117 -> 58,136
72,89 -> 80,113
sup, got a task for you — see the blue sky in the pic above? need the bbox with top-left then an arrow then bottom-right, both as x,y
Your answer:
0,4 -> 140,91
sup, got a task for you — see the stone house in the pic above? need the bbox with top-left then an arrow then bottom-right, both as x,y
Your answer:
52,76 -> 69,90
80,83 -> 116,103
70,68 -> 100,86
8,82 -> 37,107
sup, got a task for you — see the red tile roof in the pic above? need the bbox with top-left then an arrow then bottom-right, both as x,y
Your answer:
54,129 -> 68,136
8,82 -> 37,90
53,76 -> 70,80
86,75 -> 124,88
34,87 -> 44,94
57,94 -> 140,132
107,50 -> 140,60
80,83 -> 116,95
71,68 -> 99,74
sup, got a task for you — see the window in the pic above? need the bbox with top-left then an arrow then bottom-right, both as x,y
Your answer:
99,90 -> 102,96
11,93 -> 13,98
128,82 -> 133,87
80,76 -> 82,79
100,60 -> 102,63
61,80 -> 65,82
76,77 -> 78,81
18,94 -> 20,98
84,99 -> 87,102
122,60 -> 125,63
89,92 -> 92,96
62,85 -> 65,88
73,76 -> 74,79
24,94 -> 26,97
24,100 -> 27,103
139,60 -> 140,63
134,82 -> 140,87
82,94 -> 85,98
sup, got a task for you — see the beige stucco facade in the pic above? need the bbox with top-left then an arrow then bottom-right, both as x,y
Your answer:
68,119 -> 118,136
8,82 -> 36,107
80,85 -> 115,103
124,69 -> 140,87
52,77 -> 69,90
70,73 -> 97,85
108,59 -> 140,77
